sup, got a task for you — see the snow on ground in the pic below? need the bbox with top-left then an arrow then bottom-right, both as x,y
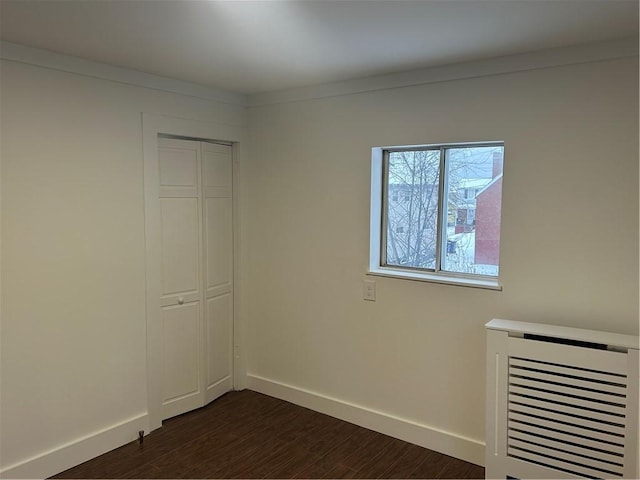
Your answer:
445,229 -> 499,276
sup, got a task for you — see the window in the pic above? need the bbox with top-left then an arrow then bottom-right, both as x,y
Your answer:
369,142 -> 504,289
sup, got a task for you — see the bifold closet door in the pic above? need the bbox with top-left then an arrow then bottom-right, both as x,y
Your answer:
202,142 -> 234,404
157,138 -> 233,421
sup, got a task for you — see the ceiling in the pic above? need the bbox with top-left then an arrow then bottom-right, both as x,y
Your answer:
0,0 -> 638,95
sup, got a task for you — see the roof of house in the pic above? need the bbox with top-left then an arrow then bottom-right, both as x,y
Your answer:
476,174 -> 503,196
458,178 -> 492,189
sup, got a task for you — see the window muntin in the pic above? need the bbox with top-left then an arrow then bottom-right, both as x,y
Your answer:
379,143 -> 503,281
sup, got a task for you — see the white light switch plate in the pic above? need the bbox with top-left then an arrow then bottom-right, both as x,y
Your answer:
363,279 -> 376,301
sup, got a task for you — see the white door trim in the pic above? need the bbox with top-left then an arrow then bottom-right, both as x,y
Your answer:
142,113 -> 246,432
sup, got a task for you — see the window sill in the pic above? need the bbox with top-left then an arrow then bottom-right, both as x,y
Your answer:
367,267 -> 502,291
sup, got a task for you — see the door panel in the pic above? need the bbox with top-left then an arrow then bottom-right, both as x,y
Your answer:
160,198 -> 200,296
207,293 -> 232,388
203,143 -> 232,188
162,303 -> 200,400
159,149 -> 198,187
205,197 -> 232,290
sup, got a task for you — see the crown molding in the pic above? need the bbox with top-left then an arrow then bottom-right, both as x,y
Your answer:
0,41 -> 247,107
2,37 -> 636,109
247,37 -> 639,107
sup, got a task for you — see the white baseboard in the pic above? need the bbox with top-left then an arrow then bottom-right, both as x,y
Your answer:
0,413 -> 149,479
246,374 -> 485,467
1,378 -> 485,478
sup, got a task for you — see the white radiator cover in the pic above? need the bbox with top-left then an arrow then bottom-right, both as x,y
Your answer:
485,319 -> 639,479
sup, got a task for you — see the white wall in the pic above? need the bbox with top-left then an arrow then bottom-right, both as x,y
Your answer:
245,56 -> 639,463
0,58 -> 246,476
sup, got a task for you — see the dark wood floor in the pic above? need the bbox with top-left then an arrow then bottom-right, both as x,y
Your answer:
52,390 -> 484,479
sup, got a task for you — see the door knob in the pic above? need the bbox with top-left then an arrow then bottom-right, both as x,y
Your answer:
178,297 -> 184,305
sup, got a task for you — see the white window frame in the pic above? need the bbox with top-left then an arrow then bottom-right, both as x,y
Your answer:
368,142 -> 503,290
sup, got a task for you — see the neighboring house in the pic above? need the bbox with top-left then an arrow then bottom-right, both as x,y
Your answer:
474,153 -> 504,266
453,178 -> 491,233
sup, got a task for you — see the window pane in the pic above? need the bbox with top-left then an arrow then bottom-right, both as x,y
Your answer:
442,146 -> 503,276
385,150 -> 440,269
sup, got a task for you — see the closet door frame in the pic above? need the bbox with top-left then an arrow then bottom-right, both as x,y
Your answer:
142,113 -> 245,433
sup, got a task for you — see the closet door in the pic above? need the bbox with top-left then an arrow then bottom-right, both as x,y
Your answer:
202,142 -> 234,404
157,138 -> 204,420
156,137 -> 233,421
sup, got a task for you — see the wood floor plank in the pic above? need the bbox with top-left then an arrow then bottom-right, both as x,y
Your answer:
438,457 -> 486,479
292,448 -> 356,480
406,450 -> 455,479
379,443 -> 435,479
321,463 -> 359,479
350,437 -> 411,478
293,412 -> 361,454
312,424 -> 383,471
341,431 -> 395,473
263,443 -> 323,478
189,438 -> 288,478
52,390 -> 484,479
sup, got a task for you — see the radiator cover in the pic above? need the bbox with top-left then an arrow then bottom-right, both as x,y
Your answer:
485,319 -> 639,479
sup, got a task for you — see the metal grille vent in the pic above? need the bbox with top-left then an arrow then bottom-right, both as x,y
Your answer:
507,356 -> 628,479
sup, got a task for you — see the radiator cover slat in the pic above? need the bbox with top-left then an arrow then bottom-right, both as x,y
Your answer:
509,359 -> 628,394
507,422 -> 626,456
508,431 -> 624,465
508,411 -> 625,444
508,395 -> 627,431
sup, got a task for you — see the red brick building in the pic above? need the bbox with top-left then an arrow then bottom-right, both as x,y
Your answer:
474,153 -> 503,266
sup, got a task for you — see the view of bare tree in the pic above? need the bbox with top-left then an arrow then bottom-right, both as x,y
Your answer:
386,149 -> 440,268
